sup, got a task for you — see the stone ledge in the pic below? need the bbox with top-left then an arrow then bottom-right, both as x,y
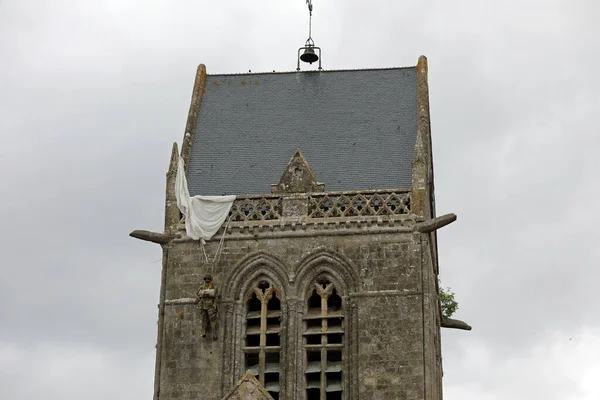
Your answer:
168,290 -> 423,305
349,290 -> 423,298
172,215 -> 417,243
165,297 -> 197,306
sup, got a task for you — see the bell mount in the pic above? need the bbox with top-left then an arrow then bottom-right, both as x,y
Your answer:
297,0 -> 322,70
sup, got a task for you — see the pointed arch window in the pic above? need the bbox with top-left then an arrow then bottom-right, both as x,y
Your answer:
303,280 -> 344,400
244,280 -> 282,400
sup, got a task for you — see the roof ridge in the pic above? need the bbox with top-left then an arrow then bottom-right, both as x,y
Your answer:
205,65 -> 416,77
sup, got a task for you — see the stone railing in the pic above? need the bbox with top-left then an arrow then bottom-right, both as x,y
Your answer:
307,190 -> 410,218
228,189 -> 410,222
229,195 -> 282,222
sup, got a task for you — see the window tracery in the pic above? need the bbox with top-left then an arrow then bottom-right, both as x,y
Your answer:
303,280 -> 344,400
244,280 -> 282,399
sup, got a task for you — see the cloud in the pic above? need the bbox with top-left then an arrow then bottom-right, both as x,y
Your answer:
0,0 -> 598,399
0,341 -> 154,399
444,327 -> 600,400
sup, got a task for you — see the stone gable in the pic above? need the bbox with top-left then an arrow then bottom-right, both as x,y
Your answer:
221,372 -> 273,400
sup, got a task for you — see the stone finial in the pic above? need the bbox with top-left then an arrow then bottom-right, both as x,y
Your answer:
271,149 -> 325,194
411,55 -> 432,218
180,64 -> 208,174
221,371 -> 273,400
164,142 -> 181,233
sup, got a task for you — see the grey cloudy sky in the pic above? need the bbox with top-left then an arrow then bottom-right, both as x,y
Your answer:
1,0 -> 599,399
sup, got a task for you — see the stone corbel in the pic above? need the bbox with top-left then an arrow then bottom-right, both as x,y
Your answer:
414,213 -> 457,233
441,316 -> 472,331
129,230 -> 175,245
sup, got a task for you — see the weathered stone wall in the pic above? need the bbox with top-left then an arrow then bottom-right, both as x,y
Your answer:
155,219 -> 442,400
421,233 -> 443,400
356,294 -> 424,400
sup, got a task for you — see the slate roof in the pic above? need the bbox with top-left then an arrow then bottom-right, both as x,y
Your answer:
187,67 -> 418,196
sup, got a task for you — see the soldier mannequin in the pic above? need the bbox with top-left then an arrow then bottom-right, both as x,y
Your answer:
196,274 -> 218,339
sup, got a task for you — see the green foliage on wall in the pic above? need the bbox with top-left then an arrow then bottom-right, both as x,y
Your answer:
438,280 -> 459,318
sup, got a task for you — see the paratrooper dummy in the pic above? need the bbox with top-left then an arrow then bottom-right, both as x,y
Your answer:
196,274 -> 218,339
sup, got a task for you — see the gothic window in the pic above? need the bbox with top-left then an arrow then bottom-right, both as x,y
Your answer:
244,280 -> 282,400
303,280 -> 344,400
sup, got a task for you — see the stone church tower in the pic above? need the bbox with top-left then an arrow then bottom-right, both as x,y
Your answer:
131,56 -> 469,400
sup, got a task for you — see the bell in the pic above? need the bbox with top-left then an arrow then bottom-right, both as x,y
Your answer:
300,47 -> 319,64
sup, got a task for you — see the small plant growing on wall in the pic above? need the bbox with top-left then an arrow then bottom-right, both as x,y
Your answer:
438,280 -> 459,318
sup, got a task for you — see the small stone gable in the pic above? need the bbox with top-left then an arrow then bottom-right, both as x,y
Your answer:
270,149 -> 325,194
221,371 -> 274,400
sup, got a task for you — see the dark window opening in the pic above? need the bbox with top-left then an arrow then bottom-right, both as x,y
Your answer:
265,372 -> 280,388
246,352 -> 259,366
265,352 -> 280,365
246,317 -> 260,329
246,334 -> 260,347
265,372 -> 279,382
327,391 -> 342,400
307,351 -> 321,374
306,334 -> 321,345
327,351 -> 342,363
265,370 -> 281,399
328,318 -> 342,329
268,296 -> 281,311
247,293 -> 261,313
267,321 -> 280,332
327,371 -> 343,396
327,290 -> 342,311
327,371 -> 342,383
257,280 -> 270,291
306,373 -> 321,389
327,333 -> 342,344
266,333 -> 280,347
307,319 -> 321,330
307,351 -> 320,363
245,353 -> 259,377
308,289 -> 321,309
